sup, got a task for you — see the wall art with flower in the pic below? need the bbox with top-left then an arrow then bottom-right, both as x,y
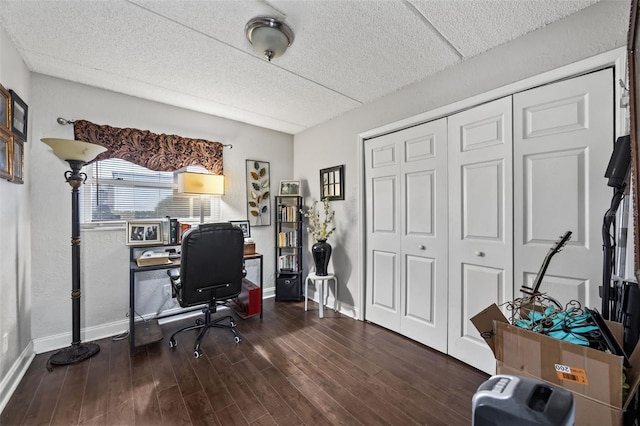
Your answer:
245,159 -> 271,226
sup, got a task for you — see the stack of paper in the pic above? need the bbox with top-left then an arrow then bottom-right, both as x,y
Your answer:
136,250 -> 171,267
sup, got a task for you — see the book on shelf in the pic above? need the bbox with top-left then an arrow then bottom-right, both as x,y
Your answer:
169,218 -> 178,244
162,217 -> 170,245
179,222 -> 192,243
277,205 -> 299,222
278,254 -> 298,272
136,250 -> 172,267
277,231 -> 298,247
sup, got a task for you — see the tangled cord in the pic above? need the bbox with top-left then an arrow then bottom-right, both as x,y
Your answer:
508,298 -> 601,347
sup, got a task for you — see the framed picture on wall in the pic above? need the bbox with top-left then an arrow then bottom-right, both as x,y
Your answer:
320,165 -> 344,200
0,84 -> 10,134
11,138 -> 23,184
0,130 -> 11,181
246,159 -> 271,227
9,89 -> 27,141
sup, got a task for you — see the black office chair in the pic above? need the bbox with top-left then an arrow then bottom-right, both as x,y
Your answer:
167,222 -> 244,358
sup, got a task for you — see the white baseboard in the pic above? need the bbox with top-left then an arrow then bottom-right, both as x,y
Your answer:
32,319 -> 129,354
0,342 -> 35,414
306,289 -> 358,319
263,286 -> 275,299
33,290 -> 278,354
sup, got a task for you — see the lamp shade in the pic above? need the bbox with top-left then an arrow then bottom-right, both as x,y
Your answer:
178,172 -> 224,195
41,138 -> 106,163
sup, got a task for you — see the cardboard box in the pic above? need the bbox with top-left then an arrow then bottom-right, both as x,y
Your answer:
244,243 -> 255,255
471,304 -> 640,426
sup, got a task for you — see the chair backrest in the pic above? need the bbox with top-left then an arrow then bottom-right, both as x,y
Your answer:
177,222 -> 244,307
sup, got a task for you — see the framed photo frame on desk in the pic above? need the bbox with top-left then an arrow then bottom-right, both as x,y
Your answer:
126,220 -> 163,245
230,220 -> 251,238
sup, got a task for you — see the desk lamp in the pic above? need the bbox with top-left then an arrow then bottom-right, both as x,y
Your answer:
41,138 -> 107,368
178,171 -> 225,223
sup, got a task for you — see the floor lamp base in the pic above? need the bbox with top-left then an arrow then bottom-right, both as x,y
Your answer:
47,342 -> 100,370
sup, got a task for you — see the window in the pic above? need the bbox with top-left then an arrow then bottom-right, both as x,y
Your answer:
81,159 -> 220,224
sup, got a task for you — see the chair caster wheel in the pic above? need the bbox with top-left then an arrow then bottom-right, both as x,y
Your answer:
169,338 -> 177,348
234,336 -> 241,344
195,318 -> 204,326
194,349 -> 203,358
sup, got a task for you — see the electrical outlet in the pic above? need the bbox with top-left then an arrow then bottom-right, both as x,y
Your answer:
163,284 -> 172,297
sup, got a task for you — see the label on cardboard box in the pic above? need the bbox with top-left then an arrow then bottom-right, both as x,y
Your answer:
555,364 -> 589,385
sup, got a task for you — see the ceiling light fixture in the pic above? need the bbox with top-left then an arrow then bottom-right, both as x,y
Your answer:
245,16 -> 294,62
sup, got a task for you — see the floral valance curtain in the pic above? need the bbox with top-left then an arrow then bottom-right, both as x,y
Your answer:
73,120 -> 223,174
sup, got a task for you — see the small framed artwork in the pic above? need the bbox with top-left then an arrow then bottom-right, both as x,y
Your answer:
230,220 -> 251,238
0,130 -> 11,181
320,165 -> 344,200
126,220 -> 164,246
279,180 -> 301,196
11,138 -> 23,184
9,90 -> 27,141
246,159 -> 271,227
0,84 -> 10,134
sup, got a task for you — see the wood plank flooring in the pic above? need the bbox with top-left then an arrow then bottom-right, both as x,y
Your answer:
1,298 -> 488,425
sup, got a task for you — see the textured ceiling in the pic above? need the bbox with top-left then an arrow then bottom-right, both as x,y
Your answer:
0,0 -> 601,134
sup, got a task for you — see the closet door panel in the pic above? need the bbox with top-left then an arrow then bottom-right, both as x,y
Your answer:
514,68 -> 613,309
365,118 -> 448,352
400,119 -> 448,352
523,149 -> 585,243
448,96 -> 513,374
365,137 -> 401,331
462,160 -> 504,240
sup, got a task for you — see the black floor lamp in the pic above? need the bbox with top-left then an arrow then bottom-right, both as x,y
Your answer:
41,138 -> 107,368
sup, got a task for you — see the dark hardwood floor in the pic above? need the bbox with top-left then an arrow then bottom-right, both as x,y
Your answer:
1,298 -> 488,425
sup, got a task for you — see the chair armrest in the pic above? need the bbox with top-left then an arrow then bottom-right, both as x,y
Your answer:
167,269 -> 181,296
167,269 -> 180,281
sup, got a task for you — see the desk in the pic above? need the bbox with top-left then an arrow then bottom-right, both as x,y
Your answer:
129,249 -> 263,356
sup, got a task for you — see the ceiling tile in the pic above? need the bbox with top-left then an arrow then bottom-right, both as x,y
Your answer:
0,0 -> 609,134
410,0 -> 600,57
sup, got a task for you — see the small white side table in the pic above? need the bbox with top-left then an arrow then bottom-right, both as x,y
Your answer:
305,272 -> 338,318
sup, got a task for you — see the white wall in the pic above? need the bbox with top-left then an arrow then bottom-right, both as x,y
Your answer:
293,0 -> 630,317
0,24 -> 32,407
30,75 -> 293,346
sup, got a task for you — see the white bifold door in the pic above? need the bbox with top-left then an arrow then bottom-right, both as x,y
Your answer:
447,96 -> 514,374
513,69 -> 613,312
364,68 -> 614,374
364,119 -> 449,353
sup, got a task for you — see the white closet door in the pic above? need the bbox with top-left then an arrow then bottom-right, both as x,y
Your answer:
513,68 -> 614,310
365,132 -> 402,332
365,119 -> 449,352
447,97 -> 513,374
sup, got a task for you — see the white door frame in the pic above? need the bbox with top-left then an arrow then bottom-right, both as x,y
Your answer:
356,47 -> 627,321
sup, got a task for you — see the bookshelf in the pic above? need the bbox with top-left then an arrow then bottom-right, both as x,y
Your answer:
275,196 -> 303,301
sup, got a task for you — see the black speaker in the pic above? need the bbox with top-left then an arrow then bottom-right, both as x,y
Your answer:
605,135 -> 631,188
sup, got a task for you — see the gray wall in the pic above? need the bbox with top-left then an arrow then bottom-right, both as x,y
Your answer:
29,75 -> 293,349
293,0 -> 630,317
0,24 -> 32,406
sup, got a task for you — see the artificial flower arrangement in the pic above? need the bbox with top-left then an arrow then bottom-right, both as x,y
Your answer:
300,197 -> 336,242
